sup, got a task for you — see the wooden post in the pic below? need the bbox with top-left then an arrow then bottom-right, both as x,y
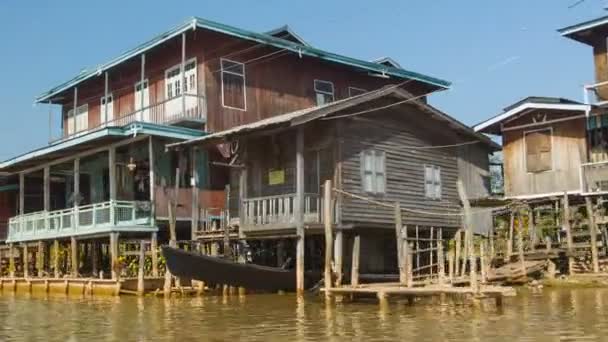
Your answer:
563,192 -> 574,274
517,212 -> 526,276
37,241 -> 44,277
528,207 -> 536,251
137,240 -> 145,296
350,234 -> 360,287
437,238 -> 446,285
53,240 -> 59,278
334,230 -> 343,287
110,233 -> 119,280
323,179 -> 333,296
448,248 -> 454,283
295,128 -> 305,295
507,212 -> 514,259
8,243 -> 14,278
585,196 -> 600,273
151,232 -> 159,277
430,227 -> 434,279
457,180 -> 478,293
395,202 -> 405,284
91,241 -> 99,277
191,147 -> 200,241
70,237 -> 78,277
23,244 -> 29,278
480,240 -> 487,284
454,229 -> 461,276
406,242 -> 414,288
545,236 -> 552,253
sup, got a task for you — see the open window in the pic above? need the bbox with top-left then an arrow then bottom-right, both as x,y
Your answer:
221,59 -> 246,110
525,128 -> 552,173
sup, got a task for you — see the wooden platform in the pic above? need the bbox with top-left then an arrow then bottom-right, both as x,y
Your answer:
0,277 -> 165,296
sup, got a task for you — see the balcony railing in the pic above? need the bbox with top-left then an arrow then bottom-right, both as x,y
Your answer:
241,193 -> 336,229
54,94 -> 205,143
581,161 -> 608,194
7,200 -> 154,242
584,81 -> 608,107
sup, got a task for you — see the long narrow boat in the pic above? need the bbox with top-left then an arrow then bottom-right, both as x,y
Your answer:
162,246 -> 316,292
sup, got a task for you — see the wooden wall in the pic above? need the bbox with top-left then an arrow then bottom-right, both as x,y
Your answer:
57,28 -> 431,135
502,110 -> 587,198
337,103 -> 477,228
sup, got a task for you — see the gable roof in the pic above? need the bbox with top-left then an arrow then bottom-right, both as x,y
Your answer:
36,17 -> 450,104
265,25 -> 310,46
558,15 -> 608,45
474,96 -> 589,135
167,85 -> 498,150
372,57 -> 402,68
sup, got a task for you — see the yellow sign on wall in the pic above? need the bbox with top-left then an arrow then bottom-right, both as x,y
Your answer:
268,169 -> 285,185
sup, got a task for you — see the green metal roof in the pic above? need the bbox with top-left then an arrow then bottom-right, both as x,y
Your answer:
36,17 -> 450,103
0,122 -> 204,172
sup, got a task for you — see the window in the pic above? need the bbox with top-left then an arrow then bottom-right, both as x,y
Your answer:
314,80 -> 334,105
424,165 -> 442,199
66,104 -> 89,134
100,94 -> 114,122
348,87 -> 366,97
360,150 -> 386,194
221,58 -> 246,110
524,128 -> 552,173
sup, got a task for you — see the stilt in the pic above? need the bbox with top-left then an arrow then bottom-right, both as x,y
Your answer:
437,238 -> 446,285
137,240 -> 145,296
23,244 -> 29,278
430,227 -> 434,279
448,248 -> 454,283
323,179 -> 333,296
585,196 -> 600,273
70,237 -> 78,277
350,234 -> 360,287
110,233 -> 119,280
37,241 -> 44,277
528,206 -> 536,251
457,180 -> 477,293
91,240 -> 98,277
8,243 -> 14,278
480,240 -> 487,284
334,230 -> 343,287
517,212 -> 526,276
507,212 -> 515,259
53,240 -> 59,278
406,242 -> 414,288
295,128 -> 305,295
454,229 -> 461,276
563,192 -> 574,275
151,232 -> 158,277
395,203 -> 405,284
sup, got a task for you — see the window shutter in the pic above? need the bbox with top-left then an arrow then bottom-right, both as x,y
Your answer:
434,166 -> 442,199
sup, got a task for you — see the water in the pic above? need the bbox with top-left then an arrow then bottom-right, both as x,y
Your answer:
0,288 -> 607,341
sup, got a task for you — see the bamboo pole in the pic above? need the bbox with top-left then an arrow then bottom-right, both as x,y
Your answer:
585,196 -> 600,273
563,192 -> 574,274
137,240 -> 145,296
323,179 -> 333,296
350,234 -> 360,287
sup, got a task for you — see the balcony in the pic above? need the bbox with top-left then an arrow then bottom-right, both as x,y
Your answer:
55,94 -> 205,143
240,193 -> 336,232
581,161 -> 608,194
7,200 -> 155,243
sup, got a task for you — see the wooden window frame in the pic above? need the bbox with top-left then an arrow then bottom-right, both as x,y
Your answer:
314,79 -> 335,105
348,86 -> 367,97
424,164 -> 442,200
67,104 -> 89,134
165,58 -> 197,99
523,127 -> 553,173
221,58 -> 246,111
360,149 -> 386,195
100,93 -> 114,123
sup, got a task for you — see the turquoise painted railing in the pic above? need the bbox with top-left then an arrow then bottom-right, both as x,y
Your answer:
7,200 -> 154,242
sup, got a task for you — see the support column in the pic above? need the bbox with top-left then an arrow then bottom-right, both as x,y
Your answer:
528,207 -> 536,251
92,240 -> 99,277
23,244 -> 29,278
139,53 -> 145,121
295,127 -> 305,294
148,136 -> 156,226
137,240 -> 145,296
43,167 -> 50,212
37,241 -> 44,277
457,180 -> 478,293
191,147 -> 200,241
53,240 -> 59,278
109,147 -> 116,224
71,237 -> 78,277
151,232 -> 159,277
563,192 -> 574,274
74,158 -> 80,228
585,196 -> 600,273
507,212 -> 514,259
8,243 -> 14,278
104,72 -> 109,124
333,230 -> 343,287
323,179 -> 333,296
110,233 -> 119,280
350,234 -> 360,287
19,173 -> 24,216
180,32 -> 186,118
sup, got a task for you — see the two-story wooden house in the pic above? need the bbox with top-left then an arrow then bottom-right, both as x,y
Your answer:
0,17 -> 470,282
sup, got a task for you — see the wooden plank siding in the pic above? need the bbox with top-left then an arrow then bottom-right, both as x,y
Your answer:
57,28 -> 430,136
502,110 -> 587,198
337,106 -> 475,228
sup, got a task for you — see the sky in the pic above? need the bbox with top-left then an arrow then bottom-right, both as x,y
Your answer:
0,0 -> 605,160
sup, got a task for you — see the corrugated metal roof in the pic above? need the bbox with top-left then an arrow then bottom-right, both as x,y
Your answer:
36,17 -> 450,103
167,86 -> 498,150
558,15 -> 608,45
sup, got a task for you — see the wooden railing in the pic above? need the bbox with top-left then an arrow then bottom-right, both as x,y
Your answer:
54,93 -> 205,143
7,200 -> 154,242
581,160 -> 608,194
241,193 -> 335,227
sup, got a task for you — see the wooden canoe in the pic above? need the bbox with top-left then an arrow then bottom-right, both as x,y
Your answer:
162,246 -> 318,292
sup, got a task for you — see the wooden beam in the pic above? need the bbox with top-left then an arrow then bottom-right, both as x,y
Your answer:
507,212 -> 514,259
528,207 -> 536,251
334,230 -> 343,287
53,240 -> 59,278
324,179 -> 333,295
585,196 -> 600,273
37,241 -> 44,277
23,244 -> 29,278
295,127 -> 305,294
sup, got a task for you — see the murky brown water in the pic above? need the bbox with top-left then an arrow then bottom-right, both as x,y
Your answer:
0,288 -> 607,341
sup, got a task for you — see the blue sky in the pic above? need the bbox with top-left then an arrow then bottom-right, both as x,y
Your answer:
0,0 -> 605,159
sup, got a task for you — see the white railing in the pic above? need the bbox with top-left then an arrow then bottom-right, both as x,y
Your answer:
7,200 -> 153,242
53,93 -> 205,143
581,160 -> 608,194
242,193 -> 335,227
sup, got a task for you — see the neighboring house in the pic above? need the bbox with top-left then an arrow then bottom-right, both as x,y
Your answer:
0,17 -> 451,278
169,86 -> 498,274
